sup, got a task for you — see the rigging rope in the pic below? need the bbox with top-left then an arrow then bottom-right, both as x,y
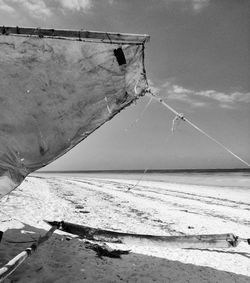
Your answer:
125,97 -> 153,132
145,89 -> 250,167
172,113 -> 184,133
127,168 -> 148,191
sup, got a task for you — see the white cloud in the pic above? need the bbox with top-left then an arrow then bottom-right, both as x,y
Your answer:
154,82 -> 200,107
196,90 -> 234,103
0,0 -> 15,13
22,0 -> 52,18
58,0 -> 92,11
155,80 -> 250,108
5,0 -> 52,18
231,92 -> 250,103
172,85 -> 192,94
190,0 -> 210,12
195,90 -> 250,104
163,0 -> 210,13
0,0 -> 93,19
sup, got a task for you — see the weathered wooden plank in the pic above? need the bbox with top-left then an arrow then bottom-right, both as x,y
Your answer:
0,26 -> 150,44
45,220 -> 239,249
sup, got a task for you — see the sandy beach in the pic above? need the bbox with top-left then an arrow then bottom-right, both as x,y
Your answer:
0,174 -> 250,282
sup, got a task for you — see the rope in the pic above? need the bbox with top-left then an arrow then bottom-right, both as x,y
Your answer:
127,168 -> 148,191
125,97 -> 153,132
172,113 -> 184,133
146,89 -> 250,167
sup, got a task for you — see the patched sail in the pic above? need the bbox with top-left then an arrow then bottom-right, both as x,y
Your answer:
0,27 -> 149,198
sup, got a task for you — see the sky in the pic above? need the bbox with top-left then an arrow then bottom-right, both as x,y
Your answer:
0,0 -> 249,170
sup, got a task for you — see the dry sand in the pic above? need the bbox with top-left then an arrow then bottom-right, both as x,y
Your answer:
0,174 -> 250,282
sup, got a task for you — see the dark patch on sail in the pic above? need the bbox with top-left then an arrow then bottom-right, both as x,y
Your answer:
39,145 -> 46,156
114,47 -> 126,66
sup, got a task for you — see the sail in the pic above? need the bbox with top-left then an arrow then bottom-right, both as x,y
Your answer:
0,27 -> 149,198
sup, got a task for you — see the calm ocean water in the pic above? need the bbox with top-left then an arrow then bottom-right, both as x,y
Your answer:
35,169 -> 250,189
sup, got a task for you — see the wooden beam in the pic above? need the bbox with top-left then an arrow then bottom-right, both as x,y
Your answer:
0,26 -> 150,45
0,226 -> 57,282
45,220 -> 239,249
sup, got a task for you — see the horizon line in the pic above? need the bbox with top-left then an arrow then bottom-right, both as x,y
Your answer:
37,168 -> 250,173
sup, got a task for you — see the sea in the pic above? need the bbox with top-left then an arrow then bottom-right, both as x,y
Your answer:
35,168 -> 250,189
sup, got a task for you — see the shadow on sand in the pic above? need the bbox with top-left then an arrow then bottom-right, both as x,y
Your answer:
0,224 -> 249,283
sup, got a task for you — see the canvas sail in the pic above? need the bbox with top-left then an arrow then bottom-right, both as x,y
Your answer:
0,27 -> 149,198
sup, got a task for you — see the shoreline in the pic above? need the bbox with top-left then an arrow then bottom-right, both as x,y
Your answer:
33,171 -> 250,189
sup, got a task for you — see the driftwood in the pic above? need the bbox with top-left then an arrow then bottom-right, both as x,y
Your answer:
0,226 -> 57,282
0,26 -> 149,45
85,241 -> 130,258
45,220 -> 241,249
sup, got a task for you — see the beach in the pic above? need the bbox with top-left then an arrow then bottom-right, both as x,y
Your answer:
0,172 -> 250,282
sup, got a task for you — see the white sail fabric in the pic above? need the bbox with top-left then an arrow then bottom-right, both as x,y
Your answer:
0,31 -> 148,198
